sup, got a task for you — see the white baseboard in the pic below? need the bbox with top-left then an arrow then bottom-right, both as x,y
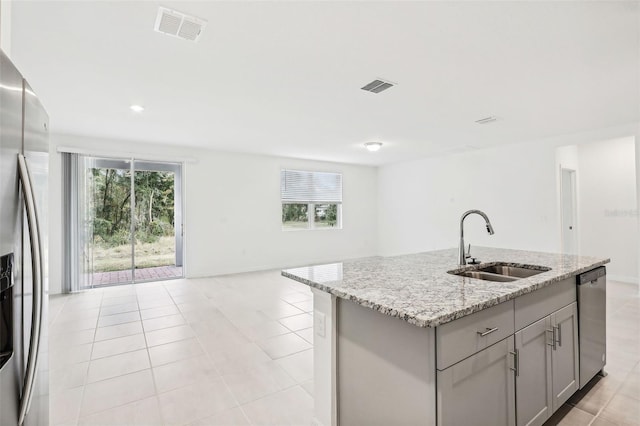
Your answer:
607,274 -> 639,284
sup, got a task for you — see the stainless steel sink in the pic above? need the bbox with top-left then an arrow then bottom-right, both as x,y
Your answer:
475,265 -> 549,278
449,263 -> 550,282
455,271 -> 519,282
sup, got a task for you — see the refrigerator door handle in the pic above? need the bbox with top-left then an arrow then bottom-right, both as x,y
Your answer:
17,154 -> 44,426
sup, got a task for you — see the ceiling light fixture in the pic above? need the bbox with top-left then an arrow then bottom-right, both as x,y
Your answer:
364,142 -> 383,152
130,105 -> 145,113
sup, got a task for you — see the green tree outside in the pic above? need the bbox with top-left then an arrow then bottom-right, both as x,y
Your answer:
89,168 -> 175,247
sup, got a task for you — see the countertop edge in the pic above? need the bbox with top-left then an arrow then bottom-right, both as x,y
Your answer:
281,258 -> 610,328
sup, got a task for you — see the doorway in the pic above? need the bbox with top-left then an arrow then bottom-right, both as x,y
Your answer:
560,168 -> 577,255
555,137 -> 638,283
63,154 -> 183,290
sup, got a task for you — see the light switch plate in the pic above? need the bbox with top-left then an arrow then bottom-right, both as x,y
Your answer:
314,310 -> 326,337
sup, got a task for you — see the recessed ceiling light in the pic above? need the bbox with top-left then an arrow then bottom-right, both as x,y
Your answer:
130,105 -> 145,113
364,142 -> 383,152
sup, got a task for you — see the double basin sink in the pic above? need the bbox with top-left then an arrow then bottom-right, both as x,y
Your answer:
449,263 -> 551,282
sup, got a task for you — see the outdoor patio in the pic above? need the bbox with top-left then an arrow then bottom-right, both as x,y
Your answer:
91,265 -> 183,286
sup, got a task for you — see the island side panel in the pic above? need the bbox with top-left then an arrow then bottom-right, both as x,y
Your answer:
337,299 -> 437,426
312,288 -> 338,426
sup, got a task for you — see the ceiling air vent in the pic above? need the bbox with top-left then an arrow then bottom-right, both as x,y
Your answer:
475,116 -> 497,124
154,7 -> 207,42
361,79 -> 395,94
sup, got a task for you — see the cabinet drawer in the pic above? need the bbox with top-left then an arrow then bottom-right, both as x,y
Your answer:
436,301 -> 514,370
514,277 -> 575,331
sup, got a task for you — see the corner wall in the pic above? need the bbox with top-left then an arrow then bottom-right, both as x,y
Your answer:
49,134 -> 378,294
377,142 -> 559,257
576,137 -> 638,282
377,124 -> 640,284
0,0 -> 12,57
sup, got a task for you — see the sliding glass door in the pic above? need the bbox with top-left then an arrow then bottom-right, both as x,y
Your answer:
63,154 -> 183,290
87,159 -> 134,285
132,161 -> 183,282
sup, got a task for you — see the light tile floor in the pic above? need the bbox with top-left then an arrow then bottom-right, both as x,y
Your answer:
49,271 -> 314,426
548,279 -> 640,426
49,273 -> 639,425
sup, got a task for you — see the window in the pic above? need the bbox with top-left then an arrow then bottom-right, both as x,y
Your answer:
281,169 -> 342,230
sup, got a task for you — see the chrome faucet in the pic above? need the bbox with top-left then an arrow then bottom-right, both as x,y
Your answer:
459,210 -> 495,266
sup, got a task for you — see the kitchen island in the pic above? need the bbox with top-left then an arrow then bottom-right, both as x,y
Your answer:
282,247 -> 609,426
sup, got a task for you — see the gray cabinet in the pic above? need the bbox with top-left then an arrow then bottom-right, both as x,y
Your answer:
435,281 -> 581,426
436,301 -> 514,370
551,302 -> 579,411
514,302 -> 579,426
515,317 -> 553,426
437,336 -> 516,426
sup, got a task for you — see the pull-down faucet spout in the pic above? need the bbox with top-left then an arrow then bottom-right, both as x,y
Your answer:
459,210 -> 495,266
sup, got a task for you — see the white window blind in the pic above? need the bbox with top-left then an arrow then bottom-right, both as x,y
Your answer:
280,169 -> 342,203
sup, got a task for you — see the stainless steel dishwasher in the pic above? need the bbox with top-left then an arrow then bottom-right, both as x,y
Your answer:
577,266 -> 607,389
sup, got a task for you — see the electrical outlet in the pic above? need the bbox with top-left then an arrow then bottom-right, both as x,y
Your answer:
314,311 -> 326,338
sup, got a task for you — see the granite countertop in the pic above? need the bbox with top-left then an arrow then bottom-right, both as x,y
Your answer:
281,247 -> 609,328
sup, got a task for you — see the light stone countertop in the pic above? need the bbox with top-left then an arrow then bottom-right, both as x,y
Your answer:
281,247 -> 609,328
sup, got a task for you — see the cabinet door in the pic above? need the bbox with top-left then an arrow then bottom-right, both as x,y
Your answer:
515,317 -> 553,426
437,336 -> 515,426
551,302 -> 579,411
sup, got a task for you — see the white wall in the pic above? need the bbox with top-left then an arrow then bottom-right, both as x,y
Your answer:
49,134 -> 378,294
577,137 -> 637,282
378,142 -> 559,257
50,123 -> 639,294
555,144 -> 580,254
0,0 -> 12,56
377,124 -> 640,273
556,145 -> 579,171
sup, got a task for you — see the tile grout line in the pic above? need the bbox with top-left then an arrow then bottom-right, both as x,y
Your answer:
136,288 -> 167,426
55,271 -> 323,425
207,299 -> 309,421
72,289 -> 105,426
189,295 -> 248,421
76,291 -> 153,425
75,369 -> 158,424
52,289 -> 165,424
75,283 -> 179,423
47,294 -> 70,326
589,359 -> 640,425
166,282 -> 255,425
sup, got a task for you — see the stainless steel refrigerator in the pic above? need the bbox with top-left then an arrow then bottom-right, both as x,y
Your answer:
0,50 -> 49,425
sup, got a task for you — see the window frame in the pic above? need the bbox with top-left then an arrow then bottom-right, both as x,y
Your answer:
280,169 -> 343,231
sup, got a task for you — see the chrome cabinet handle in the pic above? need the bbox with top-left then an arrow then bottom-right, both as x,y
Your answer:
556,323 -> 562,347
17,154 -> 44,426
547,328 -> 557,350
509,349 -> 519,377
477,327 -> 498,337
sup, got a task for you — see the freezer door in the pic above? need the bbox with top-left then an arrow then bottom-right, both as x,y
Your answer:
0,51 -> 23,256
20,80 -> 49,426
0,50 -> 27,426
